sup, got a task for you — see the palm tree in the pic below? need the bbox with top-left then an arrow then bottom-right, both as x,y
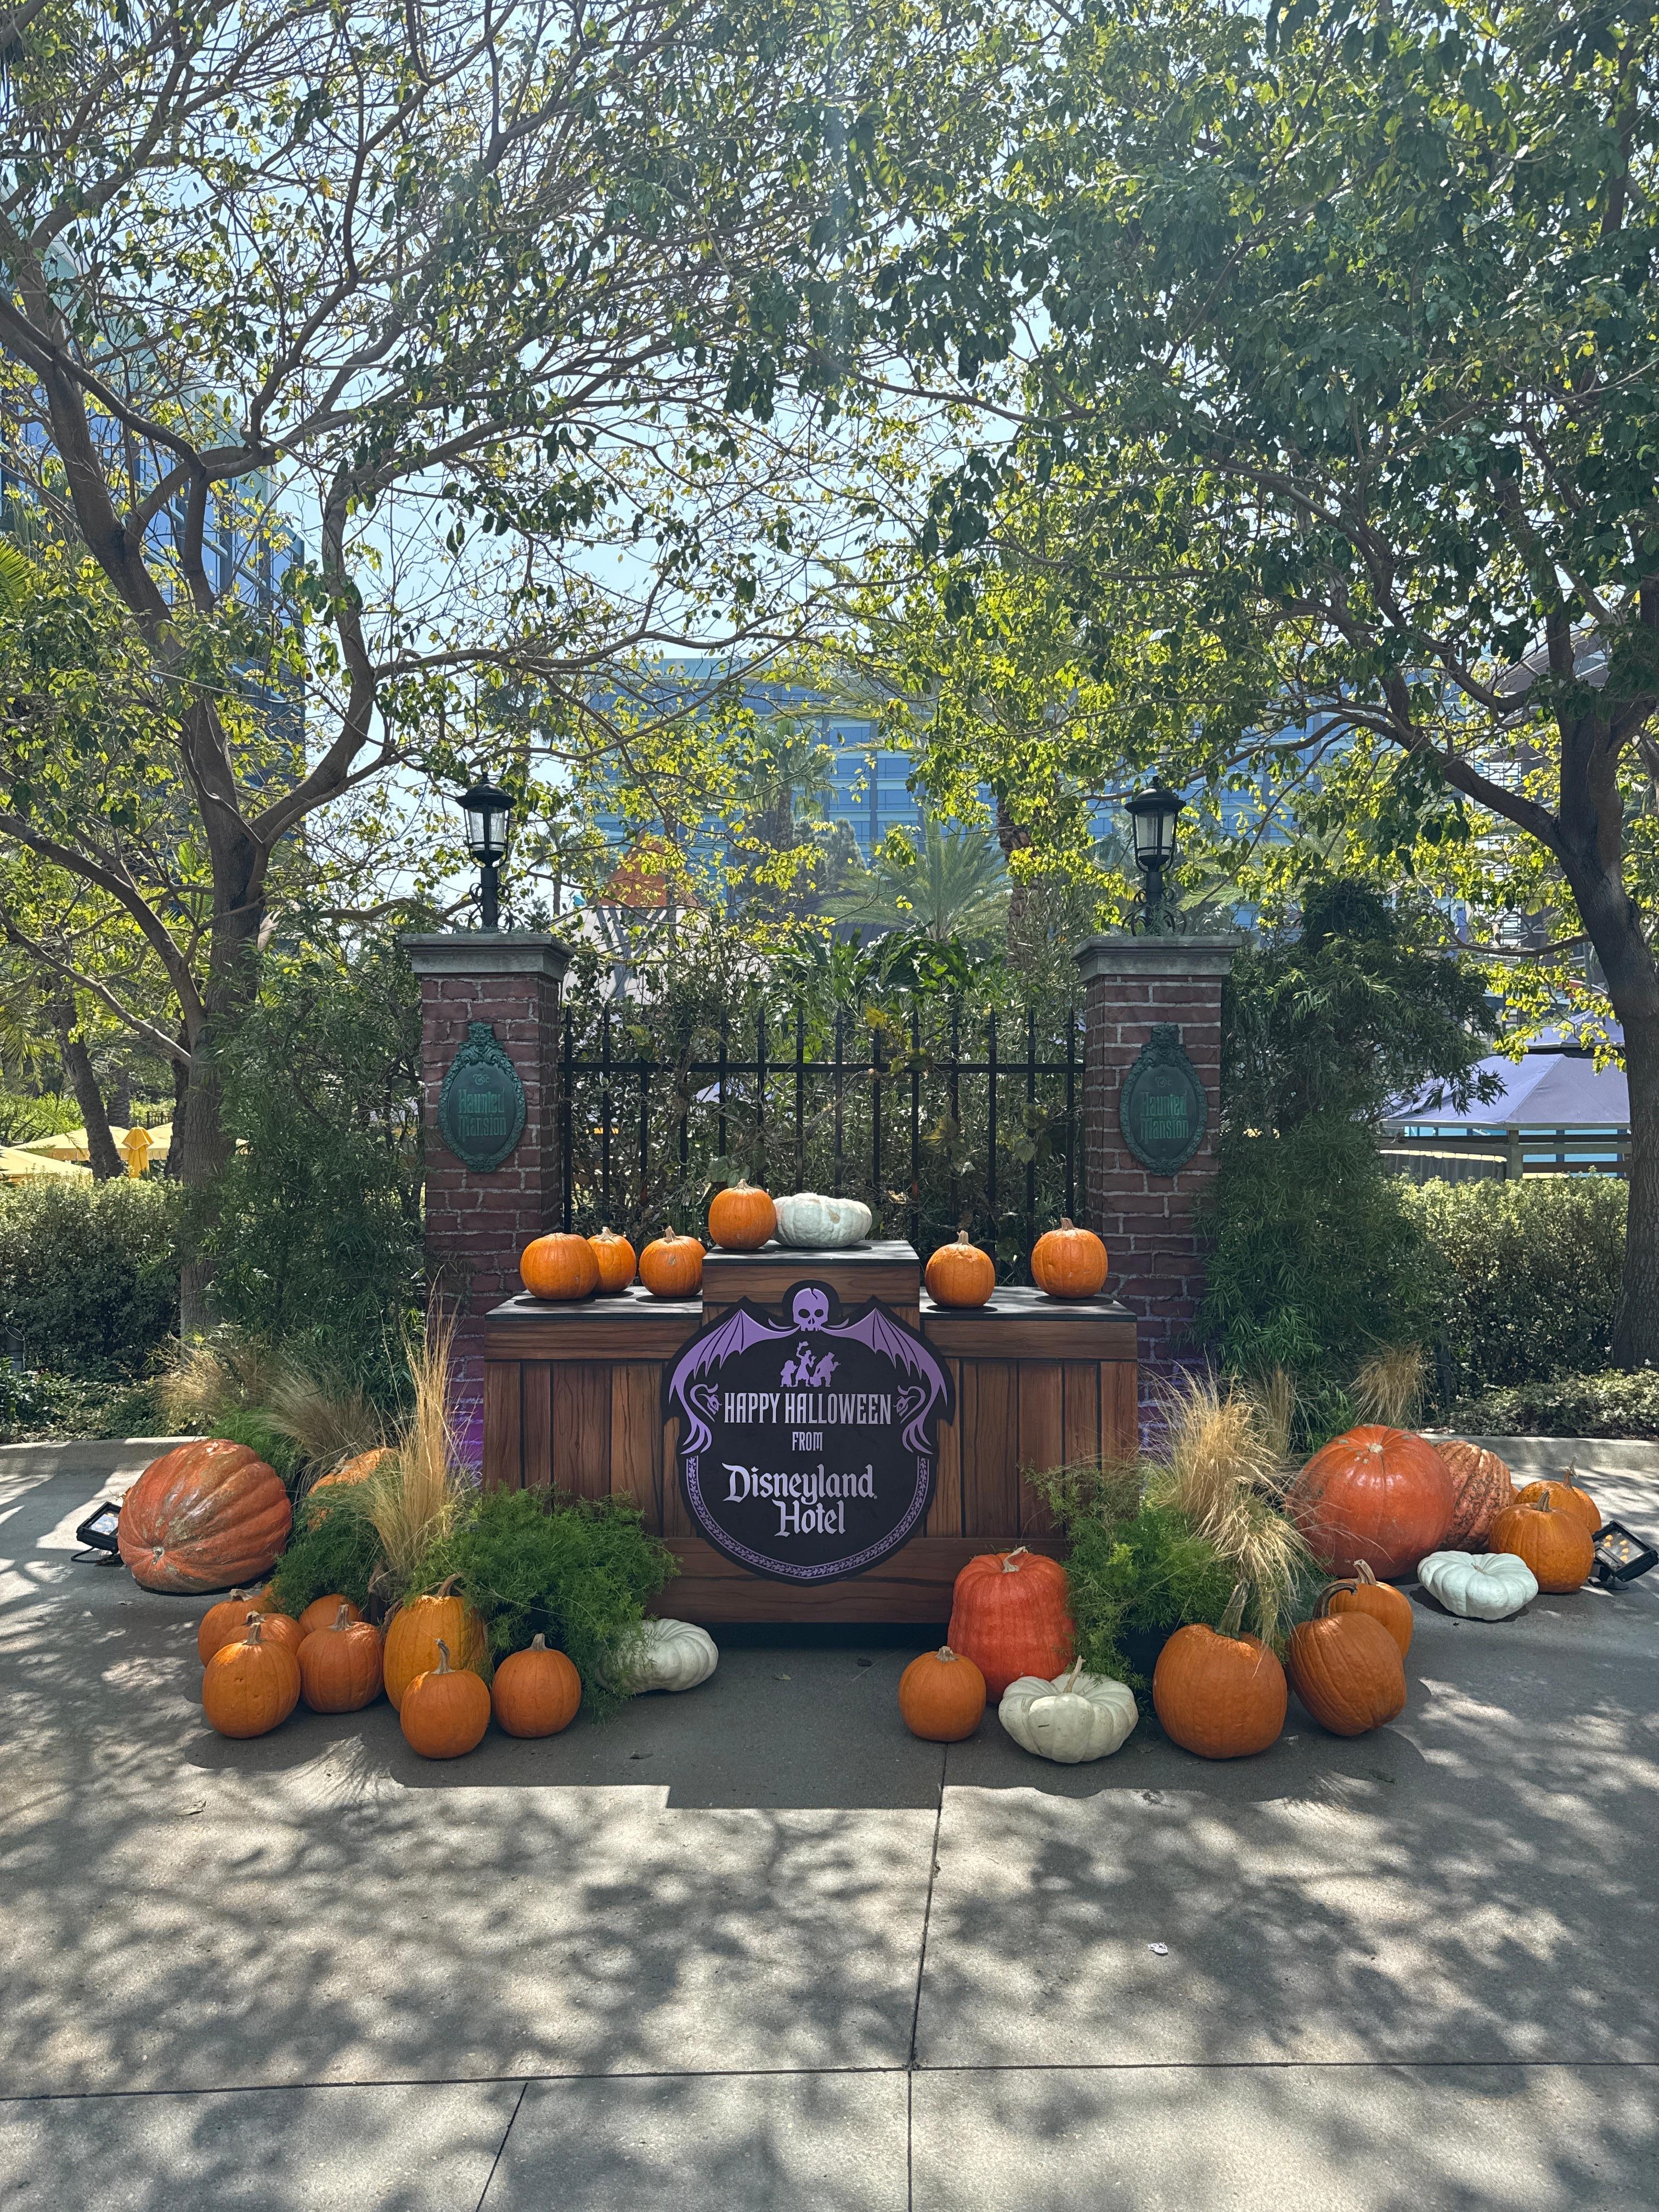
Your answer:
831,820 -> 1008,947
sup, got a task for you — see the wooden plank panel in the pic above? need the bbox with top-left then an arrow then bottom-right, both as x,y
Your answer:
921,1296 -> 1137,1362
962,1360 -> 1019,1537
521,1362 -> 552,1490
926,1357 -> 963,1537
1103,1359 -> 1139,1462
1017,1361 -> 1063,1536
561,1361 -> 611,1499
661,1413 -> 696,1537
657,1536 -> 1059,1624
482,1362 -> 522,1492
610,1362 -> 664,1530
1062,1362 -> 1102,1471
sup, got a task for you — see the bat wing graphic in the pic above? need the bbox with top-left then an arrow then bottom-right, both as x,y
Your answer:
829,1307 -> 953,1452
664,1306 -> 789,1453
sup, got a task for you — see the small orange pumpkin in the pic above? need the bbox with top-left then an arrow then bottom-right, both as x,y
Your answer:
639,1227 -> 704,1298
520,1231 -> 600,1301
588,1226 -> 637,1294
1030,1218 -> 1108,1300
898,1645 -> 987,1741
924,1231 -> 996,1309
1491,1491 -> 1596,1593
297,1594 -> 364,1639
1152,1584 -> 1288,1758
1286,1598 -> 1407,1737
297,1602 -> 384,1713
707,1182 -> 777,1251
1438,1439 -> 1514,1549
400,1639 -> 492,1758
197,1589 -> 274,1664
1515,1474 -> 1601,1534
253,1611 -> 306,1659
202,1616 -> 301,1739
490,1633 -> 582,1737
1327,1561 -> 1414,1658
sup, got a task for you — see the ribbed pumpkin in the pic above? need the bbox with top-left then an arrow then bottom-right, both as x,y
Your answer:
117,1438 -> 292,1594
201,1617 -> 301,1739
305,1447 -> 388,1521
639,1228 -> 704,1298
1490,1492 -> 1596,1593
197,1588 -> 276,1664
947,1547 -> 1075,1700
520,1232 -> 600,1301
1515,1474 -> 1601,1534
924,1232 -> 995,1309
898,1646 -> 987,1741
1289,1425 -> 1454,1582
383,1581 -> 493,1711
490,1634 -> 582,1737
588,1226 -> 637,1294
1030,1218 -> 1108,1299
1286,1598 -> 1407,1737
298,1594 -> 364,1638
255,1611 -> 306,1658
400,1639 -> 492,1758
1152,1585 -> 1288,1759
1327,1561 -> 1414,1658
1438,1440 -> 1514,1549
707,1182 -> 777,1251
298,1602 -> 384,1713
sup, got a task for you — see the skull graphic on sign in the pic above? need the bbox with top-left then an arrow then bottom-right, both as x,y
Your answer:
791,1285 -> 830,1334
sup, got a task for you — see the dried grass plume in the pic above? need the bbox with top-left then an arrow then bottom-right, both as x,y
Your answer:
1352,1343 -> 1427,1430
365,1314 -> 466,1591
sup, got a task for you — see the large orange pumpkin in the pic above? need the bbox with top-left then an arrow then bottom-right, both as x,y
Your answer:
1289,1425 -> 1454,1582
1030,1218 -> 1108,1299
1438,1440 -> 1514,1549
400,1640 -> 492,1758
947,1547 -> 1075,1700
1286,1600 -> 1407,1737
924,1232 -> 995,1309
201,1616 -> 301,1739
1152,1588 -> 1287,1759
898,1646 -> 987,1741
639,1228 -> 704,1298
1515,1475 -> 1601,1534
490,1634 -> 582,1737
383,1582 -> 493,1711
707,1182 -> 777,1251
588,1226 -> 637,1294
1327,1561 -> 1414,1658
117,1438 -> 292,1594
520,1232 -> 600,1301
298,1602 -> 384,1713
1491,1492 -> 1596,1593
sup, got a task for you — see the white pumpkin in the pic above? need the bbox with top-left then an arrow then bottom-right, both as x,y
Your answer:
998,1662 -> 1138,1764
1418,1549 -> 1539,1622
772,1193 -> 873,1249
613,1618 -> 719,1693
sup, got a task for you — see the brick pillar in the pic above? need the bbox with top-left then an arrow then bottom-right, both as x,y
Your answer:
1073,933 -> 1238,1395
404,933 -> 568,1465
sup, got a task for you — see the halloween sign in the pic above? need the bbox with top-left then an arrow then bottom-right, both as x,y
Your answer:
663,1281 -> 954,1582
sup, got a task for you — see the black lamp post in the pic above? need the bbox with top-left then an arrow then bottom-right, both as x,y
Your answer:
1125,781 -> 1186,932
458,780 -> 513,932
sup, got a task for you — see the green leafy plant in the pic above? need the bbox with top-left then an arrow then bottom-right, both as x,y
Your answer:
0,1178 -> 180,1380
419,1488 -> 677,1718
1447,1372 -> 1659,1441
210,1405 -> 304,1490
268,1485 -> 384,1618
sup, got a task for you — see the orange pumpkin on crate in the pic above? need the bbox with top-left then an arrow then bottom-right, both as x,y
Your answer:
588,1226 -> 637,1294
947,1547 -> 1075,1700
117,1437 -> 292,1594
520,1232 -> 600,1301
924,1231 -> 995,1309
639,1228 -> 704,1298
707,1182 -> 777,1251
1490,1491 -> 1596,1593
304,1447 -> 388,1523
1030,1219 -> 1108,1300
899,1646 -> 988,1741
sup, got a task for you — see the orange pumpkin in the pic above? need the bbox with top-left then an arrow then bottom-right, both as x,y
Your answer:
298,1594 -> 364,1639
197,1588 -> 275,1664
1152,1587 -> 1288,1759
707,1182 -> 777,1251
383,1582 -> 493,1711
1515,1474 -> 1601,1534
490,1634 -> 582,1737
1030,1218 -> 1108,1299
400,1639 -> 492,1758
588,1226 -> 637,1294
947,1547 -> 1075,1700
117,1438 -> 292,1594
1289,1425 -> 1454,1581
898,1645 -> 988,1741
520,1232 -> 600,1301
1490,1491 -> 1596,1593
254,1610 -> 306,1658
297,1602 -> 384,1713
1327,1561 -> 1414,1658
1286,1599 -> 1407,1737
305,1447 -> 388,1521
924,1232 -> 995,1309
639,1228 -> 704,1298
201,1617 -> 301,1739
1438,1439 -> 1514,1549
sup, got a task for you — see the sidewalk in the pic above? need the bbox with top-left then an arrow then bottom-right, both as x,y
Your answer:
2,1438 -> 1656,2209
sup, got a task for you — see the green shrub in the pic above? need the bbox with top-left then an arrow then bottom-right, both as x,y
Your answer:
0,1178 -> 181,1379
0,1094 -> 82,1143
210,1405 -> 304,1489
0,1369 -> 164,1442
1446,1370 -> 1659,1439
1404,1176 -> 1626,1396
268,1485 -> 384,1617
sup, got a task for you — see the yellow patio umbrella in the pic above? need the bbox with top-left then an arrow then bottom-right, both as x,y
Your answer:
20,1121 -> 172,1172
0,1144 -> 91,1181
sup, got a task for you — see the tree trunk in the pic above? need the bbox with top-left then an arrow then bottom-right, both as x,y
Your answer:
51,999 -> 123,1182
996,791 -> 1032,953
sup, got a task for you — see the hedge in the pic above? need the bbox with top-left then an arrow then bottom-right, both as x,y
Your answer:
0,1178 -> 181,1380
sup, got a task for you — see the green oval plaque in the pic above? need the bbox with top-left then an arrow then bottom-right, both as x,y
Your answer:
438,1021 -> 526,1172
1119,1023 -> 1207,1176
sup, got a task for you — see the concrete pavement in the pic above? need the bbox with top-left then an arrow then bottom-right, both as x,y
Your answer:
2,1437 -> 1657,2209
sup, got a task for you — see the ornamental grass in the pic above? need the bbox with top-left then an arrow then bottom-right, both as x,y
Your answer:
266,1354 -> 385,1473
1352,1342 -> 1429,1430
363,1316 -> 466,1594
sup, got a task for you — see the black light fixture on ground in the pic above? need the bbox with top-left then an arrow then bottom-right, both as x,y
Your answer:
458,780 -> 513,932
1125,781 -> 1186,932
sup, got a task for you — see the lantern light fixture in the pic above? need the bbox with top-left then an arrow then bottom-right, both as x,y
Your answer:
1125,782 -> 1186,931
458,780 -> 513,932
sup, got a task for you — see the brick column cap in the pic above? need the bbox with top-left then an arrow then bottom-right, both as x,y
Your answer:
1073,932 -> 1243,984
403,931 -> 570,983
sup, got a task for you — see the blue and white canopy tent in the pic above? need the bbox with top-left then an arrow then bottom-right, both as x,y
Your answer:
1386,1028 -> 1629,1179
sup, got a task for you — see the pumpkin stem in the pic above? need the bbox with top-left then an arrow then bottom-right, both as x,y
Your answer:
1001,1546 -> 1031,1573
244,1617 -> 264,1645
1059,1216 -> 1075,1231
434,1638 -> 453,1675
956,1230 -> 972,1245
1058,1659 -> 1085,1692
938,1645 -> 960,1663
531,1632 -> 548,1650
332,1602 -> 352,1630
1218,1579 -> 1251,1639
1355,1561 -> 1378,1587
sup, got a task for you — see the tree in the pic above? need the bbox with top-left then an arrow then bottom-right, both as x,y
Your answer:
831,818 -> 1008,945
878,0 -> 1659,1361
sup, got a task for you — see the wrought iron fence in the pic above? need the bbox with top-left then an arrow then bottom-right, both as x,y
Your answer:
557,998 -> 1086,1276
